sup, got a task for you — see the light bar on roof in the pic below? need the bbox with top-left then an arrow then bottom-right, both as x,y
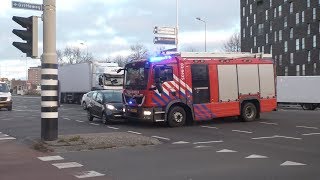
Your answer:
149,55 -> 172,62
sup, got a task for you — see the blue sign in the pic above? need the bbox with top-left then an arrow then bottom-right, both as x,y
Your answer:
12,1 -> 43,11
154,37 -> 176,45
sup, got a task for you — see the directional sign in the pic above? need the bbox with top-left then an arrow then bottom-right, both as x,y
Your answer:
154,26 -> 176,35
154,37 -> 176,45
12,1 -> 43,11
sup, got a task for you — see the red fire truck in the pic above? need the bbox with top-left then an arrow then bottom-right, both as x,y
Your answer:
122,52 -> 277,127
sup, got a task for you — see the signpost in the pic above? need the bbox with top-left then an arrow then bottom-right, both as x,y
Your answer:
12,1 -> 43,11
154,37 -> 176,45
153,26 -> 176,35
153,26 -> 177,47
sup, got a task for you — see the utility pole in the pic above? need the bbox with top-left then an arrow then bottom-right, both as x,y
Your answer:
176,0 -> 179,52
41,0 -> 58,141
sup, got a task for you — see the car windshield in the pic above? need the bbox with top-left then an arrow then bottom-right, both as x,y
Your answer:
124,64 -> 148,90
0,83 -> 9,92
102,91 -> 122,103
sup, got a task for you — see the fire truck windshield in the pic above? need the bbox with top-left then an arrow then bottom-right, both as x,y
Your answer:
125,65 -> 148,90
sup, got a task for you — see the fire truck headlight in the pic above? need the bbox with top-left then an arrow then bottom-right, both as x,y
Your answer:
143,111 -> 152,116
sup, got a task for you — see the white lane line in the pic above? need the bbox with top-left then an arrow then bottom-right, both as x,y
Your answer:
276,135 -> 302,140
193,140 -> 223,145
246,154 -> 268,159
302,133 -> 320,136
280,161 -> 306,166
38,156 -> 64,161
63,117 -> 71,120
151,136 -> 170,141
89,123 -> 100,126
194,145 -> 212,148
0,134 -> 9,137
252,136 -> 278,140
172,141 -> 189,144
0,137 -> 16,140
107,126 -> 119,130
52,162 -> 83,169
216,149 -> 237,153
201,126 -> 218,129
260,122 -> 278,125
75,120 -> 84,123
74,171 -> 105,179
232,130 -> 253,134
127,131 -> 142,135
296,126 -> 318,130
252,135 -> 301,140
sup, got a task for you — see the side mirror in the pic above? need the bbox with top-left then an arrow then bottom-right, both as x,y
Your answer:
117,68 -> 125,73
98,76 -> 103,86
155,81 -> 163,93
154,67 -> 163,93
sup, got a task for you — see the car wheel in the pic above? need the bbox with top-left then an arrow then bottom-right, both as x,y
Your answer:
102,112 -> 109,124
240,102 -> 257,122
82,102 -> 87,110
7,106 -> 12,111
87,110 -> 93,121
167,106 -> 186,127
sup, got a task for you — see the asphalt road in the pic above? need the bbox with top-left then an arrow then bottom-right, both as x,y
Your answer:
1,96 -> 320,180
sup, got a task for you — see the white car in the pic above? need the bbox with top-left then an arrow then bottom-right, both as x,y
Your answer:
81,91 -> 94,110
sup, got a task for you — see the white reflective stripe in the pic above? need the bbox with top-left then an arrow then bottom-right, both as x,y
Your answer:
41,112 -> 58,118
163,82 -> 175,91
180,88 -> 186,95
170,81 -> 179,90
42,80 -> 58,86
42,69 -> 58,75
162,86 -> 170,96
42,90 -> 58,96
173,75 -> 192,93
41,101 -> 58,107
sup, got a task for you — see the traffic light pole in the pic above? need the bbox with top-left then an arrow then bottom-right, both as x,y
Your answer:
41,0 -> 58,141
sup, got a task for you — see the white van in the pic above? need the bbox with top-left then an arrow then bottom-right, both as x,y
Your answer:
0,82 -> 12,111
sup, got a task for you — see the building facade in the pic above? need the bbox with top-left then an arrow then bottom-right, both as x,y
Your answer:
241,0 -> 320,76
28,66 -> 41,85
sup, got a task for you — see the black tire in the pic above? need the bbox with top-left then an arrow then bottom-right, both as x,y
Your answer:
7,106 -> 12,111
87,110 -> 94,121
102,112 -> 109,124
240,102 -> 257,122
301,104 -> 317,111
167,106 -> 186,127
82,102 -> 87,110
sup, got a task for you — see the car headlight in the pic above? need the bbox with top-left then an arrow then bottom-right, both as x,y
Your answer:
107,104 -> 115,110
143,110 -> 152,116
6,96 -> 12,101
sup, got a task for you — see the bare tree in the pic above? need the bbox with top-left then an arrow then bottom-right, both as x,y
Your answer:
128,43 -> 149,61
57,46 -> 94,65
113,55 -> 129,67
183,46 -> 198,52
222,32 -> 241,52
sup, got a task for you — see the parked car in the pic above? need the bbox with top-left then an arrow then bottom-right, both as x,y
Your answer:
87,90 -> 124,123
81,91 -> 94,110
0,82 -> 12,111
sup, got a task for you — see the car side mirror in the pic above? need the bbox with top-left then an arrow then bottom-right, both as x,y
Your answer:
117,68 -> 125,73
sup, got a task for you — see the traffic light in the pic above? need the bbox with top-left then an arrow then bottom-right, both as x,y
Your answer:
12,16 -> 38,58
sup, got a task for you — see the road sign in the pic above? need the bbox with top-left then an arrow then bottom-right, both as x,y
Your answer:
12,1 -> 43,11
154,26 -> 176,35
154,37 -> 176,45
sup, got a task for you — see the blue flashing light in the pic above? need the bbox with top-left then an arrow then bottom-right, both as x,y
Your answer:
149,55 -> 172,62
128,101 -> 133,105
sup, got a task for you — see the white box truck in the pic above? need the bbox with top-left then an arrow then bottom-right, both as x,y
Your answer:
277,76 -> 320,110
59,62 -> 123,104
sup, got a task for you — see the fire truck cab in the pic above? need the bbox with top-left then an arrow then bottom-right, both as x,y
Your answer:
122,52 -> 277,127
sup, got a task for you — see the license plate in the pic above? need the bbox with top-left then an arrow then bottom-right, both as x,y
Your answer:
129,108 -> 137,113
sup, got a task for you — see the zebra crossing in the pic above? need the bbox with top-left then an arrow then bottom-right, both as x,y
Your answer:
0,132 -> 16,141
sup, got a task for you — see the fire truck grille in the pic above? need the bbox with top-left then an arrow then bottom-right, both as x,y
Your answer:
0,97 -> 7,101
124,95 -> 143,105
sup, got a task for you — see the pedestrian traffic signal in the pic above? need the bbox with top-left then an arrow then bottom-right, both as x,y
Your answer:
12,16 -> 38,58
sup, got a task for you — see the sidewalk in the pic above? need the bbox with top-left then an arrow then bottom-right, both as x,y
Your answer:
0,140 -> 79,180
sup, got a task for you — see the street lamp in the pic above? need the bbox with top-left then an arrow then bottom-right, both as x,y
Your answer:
196,17 -> 207,52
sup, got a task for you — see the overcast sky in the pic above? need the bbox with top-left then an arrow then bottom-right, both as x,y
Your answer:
0,0 -> 240,80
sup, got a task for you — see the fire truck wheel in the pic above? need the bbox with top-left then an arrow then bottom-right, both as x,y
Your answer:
241,102 -> 257,122
168,106 -> 186,127
87,110 -> 94,121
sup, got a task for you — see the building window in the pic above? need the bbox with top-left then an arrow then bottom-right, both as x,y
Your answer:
274,8 -> 277,18
302,38 -> 305,49
307,0 -> 310,8
270,45 -> 273,54
296,39 -> 300,50
246,0 -> 248,5
308,24 -> 311,34
313,8 -> 317,20
270,0 -> 272,7
313,35 -> 317,48
250,48 -> 253,53
302,64 -> 306,76
296,13 -> 299,24
302,11 -> 305,23
308,51 -> 311,62
254,36 -> 257,46
314,63 -> 317,75
243,28 -> 246,38
290,53 -> 294,64
270,21 -> 273,31
250,26 -> 253,36
265,10 -> 268,21
296,65 -> 300,76
290,28 -> 293,39
279,55 -> 282,66
254,14 -> 256,24
284,16 -> 287,28
278,5 -> 282,16
262,46 -> 265,53
290,2 -> 293,14
258,23 -> 264,34
274,31 -> 277,42
243,7 -> 246,17
250,4 -> 252,14
285,66 -> 289,76
284,41 -> 288,52
275,55 -> 278,64
258,46 -> 261,53
266,33 -> 269,44
279,30 -> 282,41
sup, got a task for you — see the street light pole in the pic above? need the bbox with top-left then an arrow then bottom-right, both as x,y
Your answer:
176,0 -> 179,52
196,17 -> 207,52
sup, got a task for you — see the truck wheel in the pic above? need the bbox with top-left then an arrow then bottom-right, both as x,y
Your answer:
87,110 -> 94,121
240,102 -> 257,122
301,104 -> 317,111
167,106 -> 186,127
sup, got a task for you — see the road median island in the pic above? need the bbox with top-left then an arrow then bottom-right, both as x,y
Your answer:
32,132 -> 161,153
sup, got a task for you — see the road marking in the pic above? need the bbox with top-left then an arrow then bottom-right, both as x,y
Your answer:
75,120 -> 84,123
89,123 -> 100,126
216,149 -> 237,153
0,134 -> 9,137
38,156 -> 64,161
280,161 -> 306,166
63,117 -> 71,120
193,140 -> 223,145
302,133 -> 320,136
194,145 -> 212,148
201,126 -> 218,129
0,137 -> 16,140
259,122 -> 278,125
172,141 -> 189,144
252,135 -> 301,140
52,162 -> 83,169
246,154 -> 268,159
127,131 -> 142,135
107,126 -> 119,130
296,126 -> 318,130
74,171 -> 105,179
151,136 -> 170,141
232,130 -> 253,134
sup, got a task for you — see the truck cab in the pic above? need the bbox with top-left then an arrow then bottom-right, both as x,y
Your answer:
0,82 -> 13,111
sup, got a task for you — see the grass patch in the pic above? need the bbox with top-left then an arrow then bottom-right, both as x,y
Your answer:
32,142 -> 53,152
68,136 -> 81,142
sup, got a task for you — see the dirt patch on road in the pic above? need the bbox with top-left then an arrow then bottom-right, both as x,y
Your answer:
32,132 -> 161,153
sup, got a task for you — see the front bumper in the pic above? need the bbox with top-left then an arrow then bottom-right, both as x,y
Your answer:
0,101 -> 12,108
105,110 -> 124,120
124,106 -> 165,122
